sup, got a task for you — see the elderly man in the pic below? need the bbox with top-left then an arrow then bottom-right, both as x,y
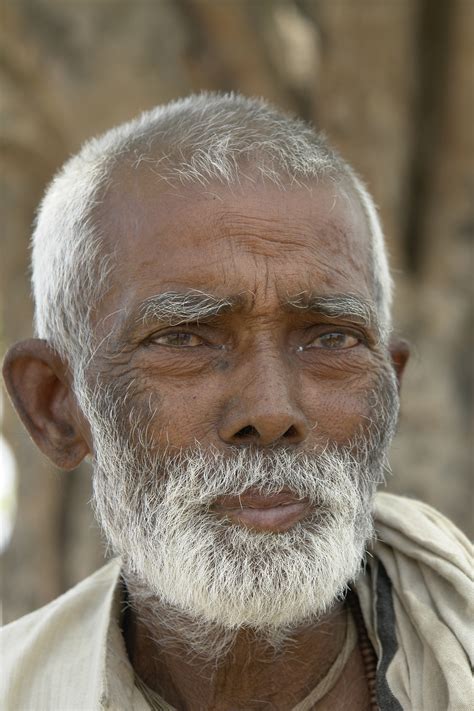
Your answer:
2,94 -> 471,710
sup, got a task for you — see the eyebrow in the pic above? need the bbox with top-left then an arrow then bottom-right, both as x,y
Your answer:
285,292 -> 379,335
138,289 -> 240,326
130,289 -> 380,337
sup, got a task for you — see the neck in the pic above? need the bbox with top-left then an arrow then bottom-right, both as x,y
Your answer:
123,587 -> 349,711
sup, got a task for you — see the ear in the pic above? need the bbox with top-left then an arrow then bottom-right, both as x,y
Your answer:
2,339 -> 91,470
389,338 -> 410,392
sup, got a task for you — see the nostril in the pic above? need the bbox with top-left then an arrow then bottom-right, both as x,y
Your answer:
235,425 -> 259,439
233,425 -> 299,442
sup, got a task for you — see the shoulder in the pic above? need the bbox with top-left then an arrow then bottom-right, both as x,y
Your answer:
373,492 -> 472,573
359,494 -> 472,709
1,557 -> 121,644
1,558 -> 121,711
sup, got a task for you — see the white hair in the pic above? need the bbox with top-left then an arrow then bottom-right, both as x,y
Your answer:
31,92 -> 393,373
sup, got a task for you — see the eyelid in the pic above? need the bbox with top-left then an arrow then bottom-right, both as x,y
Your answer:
146,322 -> 203,337
145,326 -> 228,350
339,322 -> 374,342
301,326 -> 368,351
148,329 -> 203,342
305,323 -> 367,338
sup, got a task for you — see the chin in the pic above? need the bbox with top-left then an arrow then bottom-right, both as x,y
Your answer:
124,508 -> 373,642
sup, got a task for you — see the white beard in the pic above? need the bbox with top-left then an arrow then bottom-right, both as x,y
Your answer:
80,367 -> 398,656
92,443 -> 380,633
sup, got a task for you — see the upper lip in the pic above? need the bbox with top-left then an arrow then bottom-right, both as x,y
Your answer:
212,488 -> 308,510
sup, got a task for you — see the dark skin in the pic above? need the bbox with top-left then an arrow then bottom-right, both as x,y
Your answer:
3,174 -> 409,710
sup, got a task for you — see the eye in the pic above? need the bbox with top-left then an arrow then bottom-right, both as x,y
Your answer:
150,332 -> 205,347
307,331 -> 361,350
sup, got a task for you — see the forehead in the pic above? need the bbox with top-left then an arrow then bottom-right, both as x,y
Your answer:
97,169 -> 374,319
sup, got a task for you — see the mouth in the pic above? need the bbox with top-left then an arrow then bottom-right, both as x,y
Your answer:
211,489 -> 311,532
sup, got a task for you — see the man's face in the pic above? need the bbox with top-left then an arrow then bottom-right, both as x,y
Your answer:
92,174 -> 386,454
81,173 -> 399,642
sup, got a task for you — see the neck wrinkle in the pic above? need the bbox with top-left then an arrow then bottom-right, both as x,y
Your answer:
122,577 -> 348,711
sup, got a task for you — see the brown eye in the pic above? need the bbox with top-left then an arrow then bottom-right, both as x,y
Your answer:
309,332 -> 360,349
152,332 -> 204,347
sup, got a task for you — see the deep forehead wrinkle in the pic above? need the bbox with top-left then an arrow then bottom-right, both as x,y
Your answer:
139,289 -> 242,326
286,292 -> 380,337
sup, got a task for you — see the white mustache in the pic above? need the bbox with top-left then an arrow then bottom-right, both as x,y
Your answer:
142,444 -> 379,516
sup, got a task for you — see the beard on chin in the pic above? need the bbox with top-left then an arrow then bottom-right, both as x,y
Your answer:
80,370 -> 399,657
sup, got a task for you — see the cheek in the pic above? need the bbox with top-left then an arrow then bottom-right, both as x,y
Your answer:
125,377 -> 225,450
299,357 -> 383,445
304,384 -> 372,444
304,356 -> 397,446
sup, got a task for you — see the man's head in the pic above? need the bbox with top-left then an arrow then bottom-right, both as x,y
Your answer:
3,93 -> 408,651
32,92 -> 394,373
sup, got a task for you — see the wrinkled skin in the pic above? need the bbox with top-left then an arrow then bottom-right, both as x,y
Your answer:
93,176 -> 395,452
3,173 -> 408,710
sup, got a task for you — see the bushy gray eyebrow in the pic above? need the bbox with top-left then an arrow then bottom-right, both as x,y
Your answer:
139,289 -> 238,326
286,292 -> 380,337
135,289 -> 380,339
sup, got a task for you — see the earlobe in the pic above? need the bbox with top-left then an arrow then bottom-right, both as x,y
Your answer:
389,338 -> 410,391
2,339 -> 91,470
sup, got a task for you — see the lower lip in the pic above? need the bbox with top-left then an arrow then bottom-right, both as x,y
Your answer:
214,501 -> 311,532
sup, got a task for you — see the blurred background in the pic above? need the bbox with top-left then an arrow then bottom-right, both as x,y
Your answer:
1,0 -> 472,624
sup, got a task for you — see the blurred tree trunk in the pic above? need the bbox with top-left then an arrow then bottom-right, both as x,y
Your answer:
1,0 -> 472,623
388,0 -> 474,529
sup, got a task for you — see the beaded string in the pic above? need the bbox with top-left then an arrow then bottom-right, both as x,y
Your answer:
347,590 -> 379,711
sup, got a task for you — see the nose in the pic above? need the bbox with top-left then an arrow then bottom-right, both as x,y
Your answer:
218,351 -> 310,447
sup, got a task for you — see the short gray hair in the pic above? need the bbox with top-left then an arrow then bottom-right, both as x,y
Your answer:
32,92 -> 393,373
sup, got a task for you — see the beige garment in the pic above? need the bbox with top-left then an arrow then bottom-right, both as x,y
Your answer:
1,493 -> 472,710
355,494 -> 473,711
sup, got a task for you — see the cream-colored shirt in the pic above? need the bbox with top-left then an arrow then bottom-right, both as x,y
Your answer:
2,493 -> 472,710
